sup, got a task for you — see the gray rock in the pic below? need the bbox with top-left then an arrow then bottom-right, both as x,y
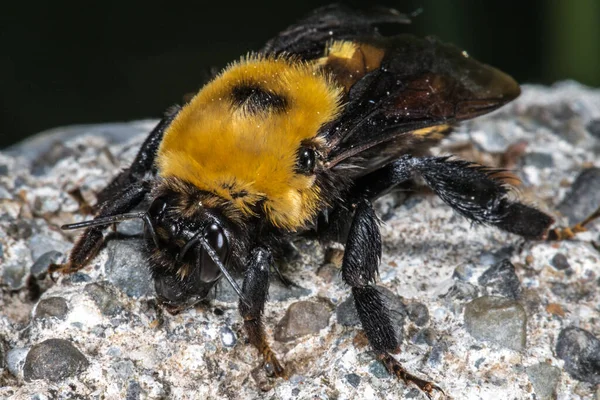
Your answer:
34,297 -> 69,320
30,250 -> 63,277
84,282 -> 125,316
557,168 -> 600,224
478,259 -> 521,299
522,152 -> 555,168
587,119 -> 600,139
345,373 -> 361,388
23,339 -> 89,382
550,253 -> 571,271
104,239 -> 154,298
368,361 -> 390,379
464,296 -> 527,351
6,347 -> 28,378
274,301 -> 332,342
220,326 -> 237,348
526,362 -> 561,400
412,327 -> 437,346
556,327 -> 600,384
0,338 -> 6,370
406,302 -> 430,326
27,234 -> 71,262
126,380 -> 143,400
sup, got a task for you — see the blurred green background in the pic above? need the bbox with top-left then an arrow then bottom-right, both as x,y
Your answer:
2,0 -> 599,149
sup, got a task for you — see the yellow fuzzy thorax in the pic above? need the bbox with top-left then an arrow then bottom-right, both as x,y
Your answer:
157,56 -> 343,231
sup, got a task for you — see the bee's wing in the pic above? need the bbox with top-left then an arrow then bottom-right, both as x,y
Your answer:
319,35 -> 521,173
261,4 -> 410,60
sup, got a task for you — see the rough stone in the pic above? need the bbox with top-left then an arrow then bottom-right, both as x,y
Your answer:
23,339 -> 89,382
220,326 -> 237,348
526,362 -> 561,400
464,296 -> 527,351
104,239 -> 154,298
1,83 -> 599,399
30,250 -> 63,277
34,297 -> 69,320
345,373 -> 361,388
6,347 -> 28,378
557,167 -> 600,224
550,253 -> 571,271
274,301 -> 332,342
556,327 -> 600,384
406,302 -> 430,326
84,282 -> 125,316
478,259 -> 521,299
27,234 -> 71,262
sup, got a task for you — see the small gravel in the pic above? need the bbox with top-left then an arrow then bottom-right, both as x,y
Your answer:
33,297 -> 69,320
556,327 -> 600,384
557,167 -> 600,224
526,362 -> 561,400
23,339 -> 89,382
478,259 -> 522,299
274,301 -> 332,342
464,296 -> 527,351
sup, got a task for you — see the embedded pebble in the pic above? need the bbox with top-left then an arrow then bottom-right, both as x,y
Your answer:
23,339 -> 88,382
104,239 -> 154,298
274,301 -> 332,342
6,347 -> 28,378
550,253 -> 571,271
84,282 -> 125,316
34,297 -> 69,320
556,326 -> 600,384
587,119 -> 600,139
345,373 -> 361,388
126,380 -> 143,400
220,326 -> 237,347
526,362 -> 561,400
30,250 -> 63,277
464,296 -> 527,351
406,302 -> 430,326
478,259 -> 521,299
368,361 -> 390,379
27,234 -> 71,261
412,327 -> 437,346
522,152 -> 554,168
557,167 -> 600,224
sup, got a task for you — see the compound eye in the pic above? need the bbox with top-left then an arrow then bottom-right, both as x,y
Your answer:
296,146 -> 316,175
199,223 -> 228,282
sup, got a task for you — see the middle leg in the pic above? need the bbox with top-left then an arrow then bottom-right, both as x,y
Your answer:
341,198 -> 441,396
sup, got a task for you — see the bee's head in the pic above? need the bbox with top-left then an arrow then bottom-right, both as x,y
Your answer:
145,190 -> 243,311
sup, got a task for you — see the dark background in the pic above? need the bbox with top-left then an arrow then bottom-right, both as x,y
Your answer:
2,0 -> 599,149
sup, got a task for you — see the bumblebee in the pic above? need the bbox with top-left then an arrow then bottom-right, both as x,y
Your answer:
51,5 -> 585,396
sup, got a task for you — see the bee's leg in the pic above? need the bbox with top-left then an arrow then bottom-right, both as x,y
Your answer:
96,105 -> 180,206
238,248 -> 287,379
547,205 -> 600,240
356,155 -> 554,240
342,198 -> 442,397
50,183 -> 149,275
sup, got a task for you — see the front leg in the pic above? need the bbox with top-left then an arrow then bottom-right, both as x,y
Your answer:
50,182 -> 149,275
238,248 -> 286,378
342,198 -> 441,396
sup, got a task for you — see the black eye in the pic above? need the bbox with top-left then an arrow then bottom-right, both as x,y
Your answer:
199,223 -> 228,282
296,146 -> 316,174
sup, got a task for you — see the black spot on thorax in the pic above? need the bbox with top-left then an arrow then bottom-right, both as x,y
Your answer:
230,84 -> 288,114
